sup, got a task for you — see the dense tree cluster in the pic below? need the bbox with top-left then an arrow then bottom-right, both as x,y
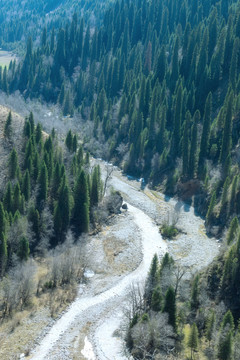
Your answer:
1,0 -> 240,232
127,253 -> 240,359
0,111 -> 103,276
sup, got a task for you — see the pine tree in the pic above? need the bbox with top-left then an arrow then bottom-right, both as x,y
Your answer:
3,182 -> 13,213
35,123 -> 42,144
91,166 -> 100,206
63,91 -> 72,116
206,191 -> 216,225
22,170 -> 31,202
65,130 -> 73,151
198,92 -> 212,177
72,134 -> 77,152
182,111 -> 191,177
72,170 -> 90,234
227,217 -> 239,244
9,148 -> 19,179
172,81 -> 183,158
4,111 -> 12,139
163,286 -> 177,331
188,323 -> 199,359
37,162 -> 48,206
191,274 -> 200,310
0,232 -> 7,275
145,253 -> 159,306
189,110 -> 200,179
18,236 -> 30,261
151,286 -> 162,312
218,310 -> 234,360
13,183 -> 22,214
220,91 -> 233,165
206,311 -> 216,345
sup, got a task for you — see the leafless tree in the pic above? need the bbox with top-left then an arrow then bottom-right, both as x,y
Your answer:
131,312 -> 175,359
103,164 -> 114,196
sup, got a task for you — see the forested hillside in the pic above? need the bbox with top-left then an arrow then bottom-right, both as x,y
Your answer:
2,0 -> 240,233
1,0 -> 240,358
0,0 -> 111,52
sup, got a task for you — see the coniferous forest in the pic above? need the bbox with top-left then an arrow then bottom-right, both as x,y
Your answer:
1,0 -> 240,358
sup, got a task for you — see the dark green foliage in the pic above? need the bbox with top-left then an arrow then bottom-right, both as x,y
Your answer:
18,236 -> 30,261
163,286 -> 177,331
206,311 -> 216,345
226,217 -> 239,244
73,170 -> 90,234
198,92 -> 212,177
65,130 -> 73,151
37,162 -> 48,206
9,148 -> 19,179
22,170 -> 31,202
191,274 -> 200,310
218,311 -> 234,360
4,111 -> 12,139
151,286 -> 162,312
188,323 -> 199,359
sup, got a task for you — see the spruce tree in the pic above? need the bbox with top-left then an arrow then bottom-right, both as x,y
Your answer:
3,182 -> 12,213
151,286 -> 162,312
65,130 -> 73,151
9,148 -> 19,179
37,162 -> 48,206
182,111 -> 191,177
0,232 -> 7,275
191,274 -> 200,310
73,170 -> 90,234
18,236 -> 30,261
198,92 -> 212,177
4,111 -> 12,139
172,81 -> 183,158
220,91 -> 234,165
227,217 -> 239,244
189,110 -> 200,179
163,286 -> 177,331
206,191 -> 216,225
22,170 -> 31,202
206,311 -> 216,346
188,323 -> 199,359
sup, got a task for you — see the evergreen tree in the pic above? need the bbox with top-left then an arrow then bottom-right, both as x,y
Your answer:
198,92 -> 212,177
18,236 -> 30,261
206,311 -> 216,345
151,286 -> 162,312
65,129 -> 73,151
72,170 -> 90,234
163,286 -> 177,331
37,162 -> 48,206
4,111 -> 12,139
182,111 -> 191,177
191,274 -> 200,310
9,148 -> 19,179
22,170 -> 31,202
227,217 -> 239,244
172,81 -> 183,158
206,191 -> 216,225
189,110 -> 200,178
188,323 -> 199,359
0,232 -> 7,275
220,91 -> 234,165
35,123 -> 42,144
3,182 -> 12,213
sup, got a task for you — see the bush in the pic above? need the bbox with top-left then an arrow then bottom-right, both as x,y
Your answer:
160,224 -> 178,239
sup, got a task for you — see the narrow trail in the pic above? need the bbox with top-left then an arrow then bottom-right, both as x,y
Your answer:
30,203 -> 167,360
